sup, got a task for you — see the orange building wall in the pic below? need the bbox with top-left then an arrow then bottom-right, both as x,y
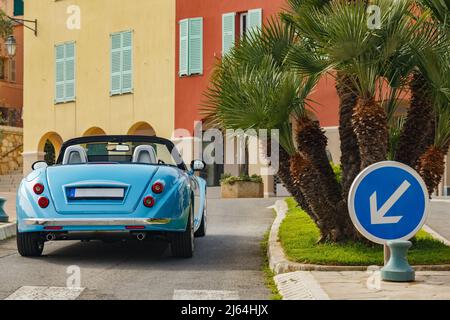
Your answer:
175,0 -> 340,134
0,0 -> 24,122
0,25 -> 24,110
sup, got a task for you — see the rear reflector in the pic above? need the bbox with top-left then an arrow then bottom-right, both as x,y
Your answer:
143,196 -> 155,208
38,197 -> 50,208
44,226 -> 63,231
152,182 -> 164,194
125,226 -> 146,230
33,183 -> 44,195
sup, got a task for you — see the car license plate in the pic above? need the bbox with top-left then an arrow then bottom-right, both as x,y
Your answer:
68,188 -> 125,200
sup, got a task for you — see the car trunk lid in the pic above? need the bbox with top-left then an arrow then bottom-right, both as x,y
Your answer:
47,164 -> 159,214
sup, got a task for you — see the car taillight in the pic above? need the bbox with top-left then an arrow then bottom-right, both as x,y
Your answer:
33,183 -> 44,195
143,196 -> 155,208
38,197 -> 50,208
152,182 -> 164,194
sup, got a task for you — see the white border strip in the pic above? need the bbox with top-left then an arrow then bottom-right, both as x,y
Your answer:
423,224 -> 450,247
0,222 -> 16,241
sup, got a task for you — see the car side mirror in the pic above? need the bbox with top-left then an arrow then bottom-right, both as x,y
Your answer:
191,160 -> 206,172
32,161 -> 48,171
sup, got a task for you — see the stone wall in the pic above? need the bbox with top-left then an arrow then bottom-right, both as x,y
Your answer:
0,126 -> 23,175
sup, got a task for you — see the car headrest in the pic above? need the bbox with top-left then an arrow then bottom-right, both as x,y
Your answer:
132,145 -> 158,164
62,146 -> 88,165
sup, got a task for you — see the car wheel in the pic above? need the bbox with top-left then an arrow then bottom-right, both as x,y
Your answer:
171,206 -> 194,258
17,230 -> 44,257
195,200 -> 207,238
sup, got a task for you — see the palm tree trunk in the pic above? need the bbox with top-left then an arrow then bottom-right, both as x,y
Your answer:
295,116 -> 362,241
395,72 -> 435,167
295,117 -> 341,198
416,145 -> 448,195
278,148 -> 314,217
336,73 -> 361,199
290,153 -> 345,242
352,97 -> 389,169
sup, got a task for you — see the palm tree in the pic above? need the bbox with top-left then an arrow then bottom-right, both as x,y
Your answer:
417,105 -> 450,194
395,0 -> 449,167
290,0 -> 432,165
283,0 -> 367,200
415,33 -> 450,194
202,21 -> 357,241
204,0 -> 448,242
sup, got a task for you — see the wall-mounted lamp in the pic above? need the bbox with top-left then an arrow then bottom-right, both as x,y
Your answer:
5,34 -> 16,57
4,16 -> 38,57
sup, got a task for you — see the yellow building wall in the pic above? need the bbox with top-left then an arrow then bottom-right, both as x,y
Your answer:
23,0 -> 175,171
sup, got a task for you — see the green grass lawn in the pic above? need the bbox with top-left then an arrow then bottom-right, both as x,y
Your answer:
279,198 -> 450,266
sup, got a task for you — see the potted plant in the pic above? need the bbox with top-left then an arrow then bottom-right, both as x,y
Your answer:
220,173 -> 264,199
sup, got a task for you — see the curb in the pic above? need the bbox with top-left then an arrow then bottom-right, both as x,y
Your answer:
268,200 -> 450,274
0,222 -> 16,241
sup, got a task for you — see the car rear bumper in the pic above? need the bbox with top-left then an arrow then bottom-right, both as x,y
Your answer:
23,218 -> 172,227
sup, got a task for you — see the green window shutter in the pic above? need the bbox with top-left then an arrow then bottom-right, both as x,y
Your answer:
248,9 -> 262,35
222,13 -> 236,57
179,19 -> 189,76
64,43 -> 76,101
55,45 -> 65,103
14,0 -> 24,16
111,33 -> 122,95
188,18 -> 203,75
121,31 -> 133,93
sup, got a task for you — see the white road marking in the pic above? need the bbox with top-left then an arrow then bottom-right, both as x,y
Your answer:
274,271 -> 330,300
173,290 -> 240,300
370,180 -> 410,225
423,225 -> 450,246
5,286 -> 85,300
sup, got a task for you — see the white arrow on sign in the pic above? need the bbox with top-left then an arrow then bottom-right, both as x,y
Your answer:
370,180 -> 411,225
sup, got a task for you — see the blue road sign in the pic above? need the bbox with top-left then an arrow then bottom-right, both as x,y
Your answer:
348,161 -> 429,244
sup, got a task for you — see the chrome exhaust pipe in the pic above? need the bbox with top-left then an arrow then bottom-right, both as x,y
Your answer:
46,233 -> 56,241
136,233 -> 146,241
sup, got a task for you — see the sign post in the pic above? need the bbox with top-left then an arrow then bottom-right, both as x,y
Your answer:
348,161 -> 429,282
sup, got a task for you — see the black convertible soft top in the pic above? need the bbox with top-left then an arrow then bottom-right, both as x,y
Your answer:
56,135 -> 187,170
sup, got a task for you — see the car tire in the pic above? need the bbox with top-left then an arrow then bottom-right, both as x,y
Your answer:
17,230 -> 44,257
195,201 -> 207,238
171,206 -> 194,258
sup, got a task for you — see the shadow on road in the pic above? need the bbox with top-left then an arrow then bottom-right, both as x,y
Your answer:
37,233 -> 263,272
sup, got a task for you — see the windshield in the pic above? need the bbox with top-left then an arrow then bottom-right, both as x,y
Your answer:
57,136 -> 185,169
85,142 -> 177,165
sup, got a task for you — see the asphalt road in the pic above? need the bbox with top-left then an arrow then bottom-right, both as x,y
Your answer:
428,200 -> 450,241
0,196 -> 276,300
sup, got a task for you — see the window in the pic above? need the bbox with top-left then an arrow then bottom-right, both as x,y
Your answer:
222,9 -> 262,56
0,58 -> 17,82
8,58 -> 16,83
222,13 -> 236,57
111,31 -> 133,95
55,42 -> 76,103
247,9 -> 263,35
0,59 -> 5,80
179,18 -> 203,76
13,0 -> 24,16
240,13 -> 248,39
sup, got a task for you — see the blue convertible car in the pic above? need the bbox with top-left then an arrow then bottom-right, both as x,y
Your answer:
16,135 -> 207,258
